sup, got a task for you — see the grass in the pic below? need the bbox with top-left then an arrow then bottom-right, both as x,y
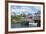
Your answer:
11,15 -> 26,24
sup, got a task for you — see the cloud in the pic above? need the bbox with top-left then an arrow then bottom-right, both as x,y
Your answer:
11,6 -> 40,15
20,7 -> 32,12
12,6 -> 32,15
34,6 -> 41,10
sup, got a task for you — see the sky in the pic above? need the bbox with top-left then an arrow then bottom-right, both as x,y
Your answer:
11,5 -> 41,15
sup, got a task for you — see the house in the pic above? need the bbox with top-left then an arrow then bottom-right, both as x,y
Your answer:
25,11 -> 41,27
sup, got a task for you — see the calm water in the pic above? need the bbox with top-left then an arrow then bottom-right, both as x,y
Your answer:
11,23 -> 38,28
11,23 -> 27,28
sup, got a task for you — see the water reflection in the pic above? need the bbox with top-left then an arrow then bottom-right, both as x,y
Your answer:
11,21 -> 39,28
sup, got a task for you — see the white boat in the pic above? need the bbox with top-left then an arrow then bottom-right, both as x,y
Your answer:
29,22 -> 38,27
